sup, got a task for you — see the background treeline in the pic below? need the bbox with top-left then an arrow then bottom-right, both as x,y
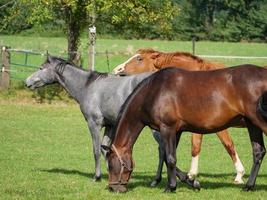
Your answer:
1,0 -> 267,42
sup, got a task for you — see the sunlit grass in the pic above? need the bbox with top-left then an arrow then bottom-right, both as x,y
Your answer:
0,102 -> 267,199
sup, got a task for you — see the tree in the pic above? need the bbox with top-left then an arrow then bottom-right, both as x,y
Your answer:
173,0 -> 267,42
96,0 -> 179,39
3,0 -> 90,63
3,0 -> 179,62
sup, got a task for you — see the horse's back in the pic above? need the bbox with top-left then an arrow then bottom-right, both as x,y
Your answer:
140,65 -> 267,131
86,72 -> 153,124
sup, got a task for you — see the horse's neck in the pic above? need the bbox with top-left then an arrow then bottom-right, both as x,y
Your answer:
113,122 -> 139,152
203,61 -> 225,70
112,88 -> 146,154
163,54 -> 224,70
57,65 -> 89,102
155,54 -> 205,70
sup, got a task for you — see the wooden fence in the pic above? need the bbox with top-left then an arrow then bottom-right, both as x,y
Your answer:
0,46 -> 10,90
2,42 -> 267,90
0,46 -> 83,90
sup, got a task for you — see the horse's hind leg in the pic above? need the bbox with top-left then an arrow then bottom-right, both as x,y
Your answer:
151,130 -> 164,187
216,130 -> 245,184
188,133 -> 203,179
160,125 -> 180,192
244,118 -> 266,191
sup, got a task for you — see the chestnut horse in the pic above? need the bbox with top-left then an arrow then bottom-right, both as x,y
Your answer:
106,65 -> 267,193
113,49 -> 245,184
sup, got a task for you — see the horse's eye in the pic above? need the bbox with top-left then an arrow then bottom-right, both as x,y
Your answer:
136,56 -> 142,62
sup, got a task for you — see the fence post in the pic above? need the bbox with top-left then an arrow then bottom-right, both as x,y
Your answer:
192,38 -> 196,55
105,50 -> 110,72
1,46 -> 10,90
88,26 -> 96,70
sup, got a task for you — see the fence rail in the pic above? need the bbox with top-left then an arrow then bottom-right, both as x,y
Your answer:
199,55 -> 267,59
1,44 -> 267,90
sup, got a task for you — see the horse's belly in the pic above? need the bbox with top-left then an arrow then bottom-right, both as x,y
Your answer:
181,114 -> 243,133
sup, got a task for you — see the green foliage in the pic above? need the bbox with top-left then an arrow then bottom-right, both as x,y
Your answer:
31,84 -> 66,104
173,0 -> 267,41
0,0 -> 31,34
96,0 -> 179,39
1,0 -> 267,41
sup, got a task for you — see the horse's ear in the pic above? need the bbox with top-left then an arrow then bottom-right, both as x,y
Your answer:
150,52 -> 160,59
47,54 -> 53,63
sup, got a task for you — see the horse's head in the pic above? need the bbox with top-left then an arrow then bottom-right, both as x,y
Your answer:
26,55 -> 65,89
106,145 -> 134,193
113,49 -> 160,75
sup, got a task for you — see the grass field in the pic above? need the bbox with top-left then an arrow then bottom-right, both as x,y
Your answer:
1,36 -> 267,199
1,101 -> 267,200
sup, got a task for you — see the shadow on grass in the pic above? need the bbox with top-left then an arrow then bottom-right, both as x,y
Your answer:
129,172 -> 267,191
36,168 -> 267,191
36,168 -> 108,179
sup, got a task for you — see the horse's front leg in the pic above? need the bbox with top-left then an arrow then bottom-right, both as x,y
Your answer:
244,119 -> 266,191
87,120 -> 103,182
101,126 -> 113,170
161,126 -> 180,193
101,126 -> 113,158
152,130 -> 201,190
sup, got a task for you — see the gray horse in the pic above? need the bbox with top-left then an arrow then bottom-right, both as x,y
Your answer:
26,55 -> 199,188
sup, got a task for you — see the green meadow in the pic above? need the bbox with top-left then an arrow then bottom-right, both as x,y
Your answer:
1,35 -> 267,199
1,102 -> 267,200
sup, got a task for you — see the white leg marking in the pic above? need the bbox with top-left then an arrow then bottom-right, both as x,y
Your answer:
234,153 -> 245,184
188,155 -> 199,180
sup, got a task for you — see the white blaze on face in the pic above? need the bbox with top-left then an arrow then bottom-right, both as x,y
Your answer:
113,54 -> 140,74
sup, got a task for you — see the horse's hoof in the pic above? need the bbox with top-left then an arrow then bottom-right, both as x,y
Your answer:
234,179 -> 244,184
150,180 -> 159,187
150,178 -> 161,187
234,171 -> 245,184
243,185 -> 254,192
181,176 -> 201,190
109,184 -> 128,193
164,186 -> 176,193
192,179 -> 201,191
93,175 -> 101,182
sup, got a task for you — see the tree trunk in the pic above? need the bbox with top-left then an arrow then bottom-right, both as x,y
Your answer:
65,6 -> 81,66
67,21 -> 79,63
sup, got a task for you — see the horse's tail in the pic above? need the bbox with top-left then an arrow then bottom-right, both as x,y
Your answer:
257,91 -> 267,121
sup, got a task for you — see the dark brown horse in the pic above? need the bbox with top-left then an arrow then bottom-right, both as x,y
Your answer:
113,49 -> 245,184
106,65 -> 267,193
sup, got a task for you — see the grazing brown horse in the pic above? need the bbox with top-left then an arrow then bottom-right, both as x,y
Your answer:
113,49 -> 245,184
105,65 -> 267,193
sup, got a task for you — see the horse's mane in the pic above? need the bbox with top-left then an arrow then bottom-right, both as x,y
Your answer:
51,56 -> 76,68
88,71 -> 109,83
137,48 -> 205,63
51,55 -> 109,81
